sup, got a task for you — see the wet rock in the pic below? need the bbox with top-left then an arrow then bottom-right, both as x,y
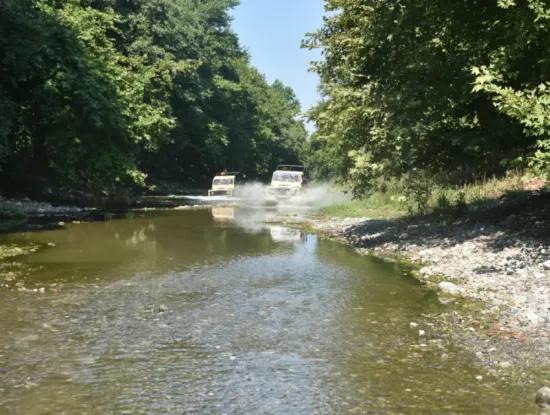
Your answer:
535,387 -> 550,412
542,260 -> 550,271
523,311 -> 542,326
505,214 -> 517,225
438,296 -> 455,305
499,361 -> 512,369
158,304 -> 167,313
437,281 -> 462,296
418,266 -> 431,276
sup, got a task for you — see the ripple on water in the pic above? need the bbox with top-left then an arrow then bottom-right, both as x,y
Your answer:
0,210 -> 540,414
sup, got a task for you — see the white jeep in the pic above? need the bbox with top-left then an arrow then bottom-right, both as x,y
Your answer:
268,165 -> 305,199
208,172 -> 242,196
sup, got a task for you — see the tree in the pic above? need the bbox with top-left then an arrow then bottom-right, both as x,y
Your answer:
0,0 -> 307,197
305,0 -> 549,194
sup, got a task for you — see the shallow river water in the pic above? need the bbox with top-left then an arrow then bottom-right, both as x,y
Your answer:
0,207 -> 538,413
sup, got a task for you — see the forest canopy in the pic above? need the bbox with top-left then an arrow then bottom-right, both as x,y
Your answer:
0,0 -> 307,197
305,0 -> 549,195
3,0 -> 548,200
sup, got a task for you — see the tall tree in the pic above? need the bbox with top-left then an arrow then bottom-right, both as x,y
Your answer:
305,0 -> 549,194
0,0 -> 307,196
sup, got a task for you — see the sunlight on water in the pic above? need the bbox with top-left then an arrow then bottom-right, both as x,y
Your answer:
0,207 -> 537,414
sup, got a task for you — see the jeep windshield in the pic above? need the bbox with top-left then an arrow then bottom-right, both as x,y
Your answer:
213,177 -> 234,185
272,172 -> 301,183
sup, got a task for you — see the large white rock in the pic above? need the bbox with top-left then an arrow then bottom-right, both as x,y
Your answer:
535,386 -> 550,411
437,281 -> 462,296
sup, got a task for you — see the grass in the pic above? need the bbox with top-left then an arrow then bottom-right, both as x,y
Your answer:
322,194 -> 406,219
321,172 -> 547,219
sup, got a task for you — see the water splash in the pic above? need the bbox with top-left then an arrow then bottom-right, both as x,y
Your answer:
290,184 -> 349,207
233,182 -> 349,208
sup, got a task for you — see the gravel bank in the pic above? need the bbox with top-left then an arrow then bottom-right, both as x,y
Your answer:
0,196 -> 98,232
303,191 -> 550,369
0,196 -> 94,216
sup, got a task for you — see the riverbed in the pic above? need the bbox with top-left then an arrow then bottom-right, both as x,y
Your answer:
0,207 -> 539,413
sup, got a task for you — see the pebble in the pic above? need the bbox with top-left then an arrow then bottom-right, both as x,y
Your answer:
437,281 -> 462,296
535,386 -> 550,409
418,329 -> 426,337
543,260 -> 550,271
409,322 -> 418,328
158,304 -> 167,313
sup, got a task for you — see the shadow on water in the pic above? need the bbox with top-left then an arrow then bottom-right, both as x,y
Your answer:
0,205 -> 540,414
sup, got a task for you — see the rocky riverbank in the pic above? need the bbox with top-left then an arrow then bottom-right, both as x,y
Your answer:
301,190 -> 550,373
0,196 -> 95,216
0,196 -> 99,232
0,194 -> 208,232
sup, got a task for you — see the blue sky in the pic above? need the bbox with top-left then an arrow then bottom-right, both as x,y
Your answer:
231,0 -> 325,131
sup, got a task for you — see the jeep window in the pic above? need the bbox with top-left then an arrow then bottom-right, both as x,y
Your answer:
272,172 -> 302,183
213,177 -> 234,185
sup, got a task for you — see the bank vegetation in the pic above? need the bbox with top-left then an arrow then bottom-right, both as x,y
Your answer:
305,0 -> 549,212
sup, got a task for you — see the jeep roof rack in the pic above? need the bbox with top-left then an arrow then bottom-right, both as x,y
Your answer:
217,171 -> 241,176
275,164 -> 305,172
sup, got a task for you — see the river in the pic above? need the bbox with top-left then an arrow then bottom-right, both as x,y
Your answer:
0,206 -> 537,413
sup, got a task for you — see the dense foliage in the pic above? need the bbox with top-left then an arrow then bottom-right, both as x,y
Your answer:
305,0 -> 549,195
0,0 -> 306,197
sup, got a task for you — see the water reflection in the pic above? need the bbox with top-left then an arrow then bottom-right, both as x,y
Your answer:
268,225 -> 305,244
0,210 -> 282,285
211,206 -> 235,222
211,206 -> 307,246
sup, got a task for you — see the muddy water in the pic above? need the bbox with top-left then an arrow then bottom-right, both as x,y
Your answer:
0,208 -> 537,414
